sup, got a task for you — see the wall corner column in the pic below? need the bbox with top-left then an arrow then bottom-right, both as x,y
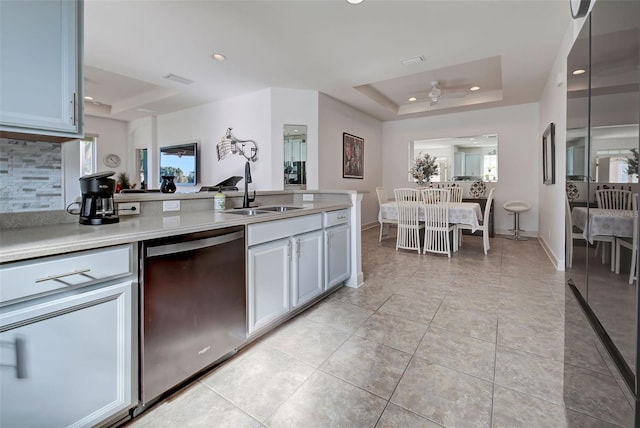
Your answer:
346,192 -> 364,288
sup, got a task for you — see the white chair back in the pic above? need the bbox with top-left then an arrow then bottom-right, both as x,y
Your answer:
422,188 -> 443,204
422,189 -> 453,257
447,186 -> 463,202
394,188 -> 422,253
596,188 -> 632,210
376,187 -> 389,204
480,188 -> 494,254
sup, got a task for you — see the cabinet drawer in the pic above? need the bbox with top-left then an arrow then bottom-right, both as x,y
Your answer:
323,209 -> 350,227
247,214 -> 322,246
0,245 -> 133,304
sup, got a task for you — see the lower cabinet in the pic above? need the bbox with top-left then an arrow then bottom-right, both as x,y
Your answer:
0,280 -> 133,428
323,209 -> 351,290
325,222 -> 351,290
247,229 -> 324,336
291,230 -> 324,308
247,238 -> 291,335
247,214 -> 324,336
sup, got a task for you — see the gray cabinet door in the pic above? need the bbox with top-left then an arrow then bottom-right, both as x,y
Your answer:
247,238 -> 291,335
292,230 -> 324,308
0,0 -> 83,138
325,224 -> 351,290
0,281 -> 132,428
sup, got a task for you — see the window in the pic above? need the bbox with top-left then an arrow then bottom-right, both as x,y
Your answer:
80,137 -> 96,176
595,149 -> 638,183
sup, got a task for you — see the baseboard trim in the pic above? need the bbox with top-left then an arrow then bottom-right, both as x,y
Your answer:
538,235 -> 563,271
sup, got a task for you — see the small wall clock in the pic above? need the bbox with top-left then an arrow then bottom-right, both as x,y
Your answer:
104,153 -> 121,168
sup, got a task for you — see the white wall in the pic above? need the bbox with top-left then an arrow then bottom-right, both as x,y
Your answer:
318,93 -> 383,227
156,89 -> 272,191
270,88 -> 319,190
128,116 -> 156,188
537,13 -> 589,269
127,88 -> 320,193
383,103 -> 540,236
86,116 -> 129,178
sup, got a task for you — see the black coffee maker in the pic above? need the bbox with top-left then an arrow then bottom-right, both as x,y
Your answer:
79,171 -> 119,225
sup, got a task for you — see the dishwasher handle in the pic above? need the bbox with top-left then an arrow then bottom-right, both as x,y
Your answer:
146,230 -> 244,258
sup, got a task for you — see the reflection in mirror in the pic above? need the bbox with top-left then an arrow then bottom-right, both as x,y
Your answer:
284,125 -> 307,189
408,134 -> 498,183
565,0 -> 640,387
567,125 -> 639,183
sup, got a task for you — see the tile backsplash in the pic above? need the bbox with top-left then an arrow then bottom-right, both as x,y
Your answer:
0,138 -> 63,213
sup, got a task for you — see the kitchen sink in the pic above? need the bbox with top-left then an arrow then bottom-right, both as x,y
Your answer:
226,209 -> 270,216
258,206 -> 303,212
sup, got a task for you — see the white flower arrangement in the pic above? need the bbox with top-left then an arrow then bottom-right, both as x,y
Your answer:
411,153 -> 439,185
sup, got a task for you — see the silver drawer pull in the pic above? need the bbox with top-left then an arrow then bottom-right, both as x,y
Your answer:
35,268 -> 93,283
337,214 -> 346,219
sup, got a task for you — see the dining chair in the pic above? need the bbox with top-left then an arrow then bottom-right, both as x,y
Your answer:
565,195 -> 585,268
596,188 -> 632,210
615,194 -> 638,284
446,186 -> 463,202
376,187 -> 397,242
457,187 -> 494,255
415,187 -> 429,202
421,189 -> 455,257
594,188 -> 631,269
394,188 -> 424,254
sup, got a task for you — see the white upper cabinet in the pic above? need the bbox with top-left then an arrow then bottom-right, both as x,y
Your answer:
0,0 -> 83,141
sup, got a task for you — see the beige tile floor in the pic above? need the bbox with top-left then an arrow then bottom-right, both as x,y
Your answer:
126,228 -> 634,428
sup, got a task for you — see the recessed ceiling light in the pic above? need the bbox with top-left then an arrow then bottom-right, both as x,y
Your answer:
572,69 -> 586,75
211,53 -> 226,61
347,0 -> 364,4
84,96 -> 94,101
408,97 -> 417,102
470,86 -> 480,91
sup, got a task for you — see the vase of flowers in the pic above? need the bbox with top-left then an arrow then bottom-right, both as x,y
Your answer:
411,153 -> 439,185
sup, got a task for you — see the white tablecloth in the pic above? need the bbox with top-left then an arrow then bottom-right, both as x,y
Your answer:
380,202 -> 483,232
571,207 -> 634,243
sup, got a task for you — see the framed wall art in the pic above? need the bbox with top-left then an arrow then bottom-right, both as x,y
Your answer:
543,122 -> 555,185
343,133 -> 364,179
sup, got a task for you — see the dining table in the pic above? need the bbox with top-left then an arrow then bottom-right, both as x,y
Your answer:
380,201 -> 483,232
571,207 -> 634,243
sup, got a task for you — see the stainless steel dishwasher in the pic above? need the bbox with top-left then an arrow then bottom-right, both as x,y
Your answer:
139,226 -> 245,407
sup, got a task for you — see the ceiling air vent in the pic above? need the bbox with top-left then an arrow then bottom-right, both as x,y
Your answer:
400,56 -> 425,66
163,74 -> 194,85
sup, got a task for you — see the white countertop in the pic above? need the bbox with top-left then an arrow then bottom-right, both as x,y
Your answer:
0,202 -> 349,264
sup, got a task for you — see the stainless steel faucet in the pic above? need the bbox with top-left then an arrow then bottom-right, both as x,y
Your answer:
216,128 -> 258,208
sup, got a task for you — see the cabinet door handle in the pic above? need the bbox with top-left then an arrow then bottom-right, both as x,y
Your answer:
0,336 -> 27,379
72,92 -> 77,126
15,336 -> 27,379
35,268 -> 92,283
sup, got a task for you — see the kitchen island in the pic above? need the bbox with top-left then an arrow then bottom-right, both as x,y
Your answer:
0,189 -> 363,427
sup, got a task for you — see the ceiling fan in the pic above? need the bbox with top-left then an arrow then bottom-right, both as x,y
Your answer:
425,80 -> 468,106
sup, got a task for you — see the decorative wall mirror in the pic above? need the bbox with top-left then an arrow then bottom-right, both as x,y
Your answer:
284,124 -> 307,189
565,0 -> 640,396
408,134 -> 498,183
